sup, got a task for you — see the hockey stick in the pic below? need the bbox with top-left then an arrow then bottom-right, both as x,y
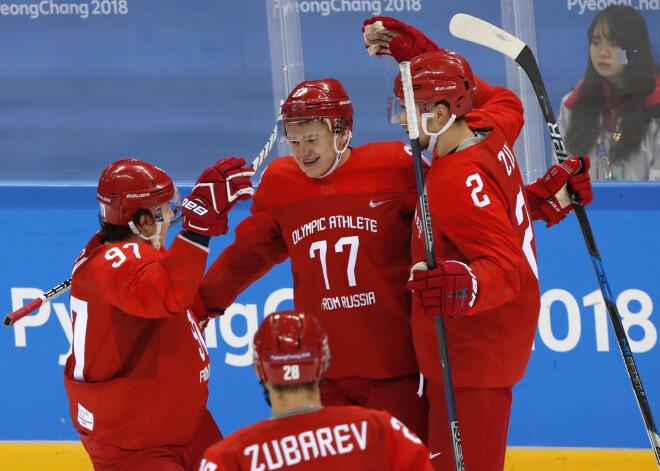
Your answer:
4,279 -> 72,327
400,61 -> 465,471
449,13 -> 660,465
251,123 -> 279,170
3,125 -> 279,328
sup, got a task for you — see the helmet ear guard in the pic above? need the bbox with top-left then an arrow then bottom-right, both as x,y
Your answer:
253,311 -> 330,386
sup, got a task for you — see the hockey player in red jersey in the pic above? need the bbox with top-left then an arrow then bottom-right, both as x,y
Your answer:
63,157 -> 254,471
394,49 -> 548,471
361,18 -> 594,471
200,310 -> 434,471
199,79 -> 431,442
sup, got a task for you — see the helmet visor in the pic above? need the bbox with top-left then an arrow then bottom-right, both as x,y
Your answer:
169,185 -> 183,226
280,117 -> 334,141
387,93 -> 405,125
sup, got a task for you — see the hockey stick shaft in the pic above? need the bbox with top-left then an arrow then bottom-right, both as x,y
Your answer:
4,278 -> 72,327
400,61 -> 465,471
4,125 -> 280,328
450,14 -> 660,465
251,123 -> 279,171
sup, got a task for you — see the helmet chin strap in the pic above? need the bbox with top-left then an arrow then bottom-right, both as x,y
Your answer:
316,130 -> 352,179
128,207 -> 164,249
421,113 -> 456,152
128,221 -> 163,249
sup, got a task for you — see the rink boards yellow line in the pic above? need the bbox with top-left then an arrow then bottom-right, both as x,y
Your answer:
0,443 -> 657,470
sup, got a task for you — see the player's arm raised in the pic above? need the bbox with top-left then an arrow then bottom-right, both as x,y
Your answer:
199,166 -> 288,314
103,157 -> 255,318
361,16 -> 594,228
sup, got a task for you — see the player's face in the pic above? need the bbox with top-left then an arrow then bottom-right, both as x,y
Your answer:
590,21 -> 625,88
398,101 -> 433,150
286,120 -> 341,178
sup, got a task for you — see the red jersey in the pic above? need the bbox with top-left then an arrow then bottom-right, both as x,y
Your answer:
200,406 -> 434,471
411,78 -> 541,388
63,233 -> 213,450
200,142 -> 420,380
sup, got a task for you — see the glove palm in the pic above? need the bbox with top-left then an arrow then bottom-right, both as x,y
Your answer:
182,157 -> 255,236
362,16 -> 439,63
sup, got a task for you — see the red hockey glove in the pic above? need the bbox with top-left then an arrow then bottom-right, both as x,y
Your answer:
407,260 -> 477,318
362,17 -> 439,63
526,157 -> 592,227
182,157 -> 254,236
568,157 -> 593,206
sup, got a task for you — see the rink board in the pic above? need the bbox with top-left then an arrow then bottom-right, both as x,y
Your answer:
0,443 -> 657,471
0,183 -> 658,460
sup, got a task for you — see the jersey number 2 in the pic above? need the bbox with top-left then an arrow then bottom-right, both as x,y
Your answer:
466,173 -> 538,278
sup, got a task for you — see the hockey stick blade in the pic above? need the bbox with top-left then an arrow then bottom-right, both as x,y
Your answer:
449,14 -> 565,160
450,13 -> 660,466
449,14 -> 525,61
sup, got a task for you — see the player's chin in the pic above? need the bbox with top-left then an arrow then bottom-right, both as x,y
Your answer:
302,168 -> 323,178
297,159 -> 323,177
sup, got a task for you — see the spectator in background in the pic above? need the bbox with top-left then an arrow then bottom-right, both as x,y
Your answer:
200,310 -> 434,471
558,5 -> 660,180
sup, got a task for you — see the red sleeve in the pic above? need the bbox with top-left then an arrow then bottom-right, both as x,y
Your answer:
470,76 -> 524,147
523,186 -> 545,221
199,453 -> 233,471
200,427 -> 254,471
382,414 -> 435,471
199,179 -> 289,311
472,77 -> 542,220
93,234 -> 208,318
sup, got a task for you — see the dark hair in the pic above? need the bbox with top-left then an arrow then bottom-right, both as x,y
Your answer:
259,379 -> 319,408
428,100 -> 467,125
270,381 -> 318,394
564,5 -> 660,162
99,209 -> 151,243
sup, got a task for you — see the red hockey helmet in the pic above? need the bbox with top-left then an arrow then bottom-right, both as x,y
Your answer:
393,48 -> 476,117
280,79 -> 354,136
97,159 -> 180,226
253,311 -> 330,385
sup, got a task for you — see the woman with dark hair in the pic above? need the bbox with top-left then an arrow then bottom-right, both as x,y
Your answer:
558,5 -> 660,180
